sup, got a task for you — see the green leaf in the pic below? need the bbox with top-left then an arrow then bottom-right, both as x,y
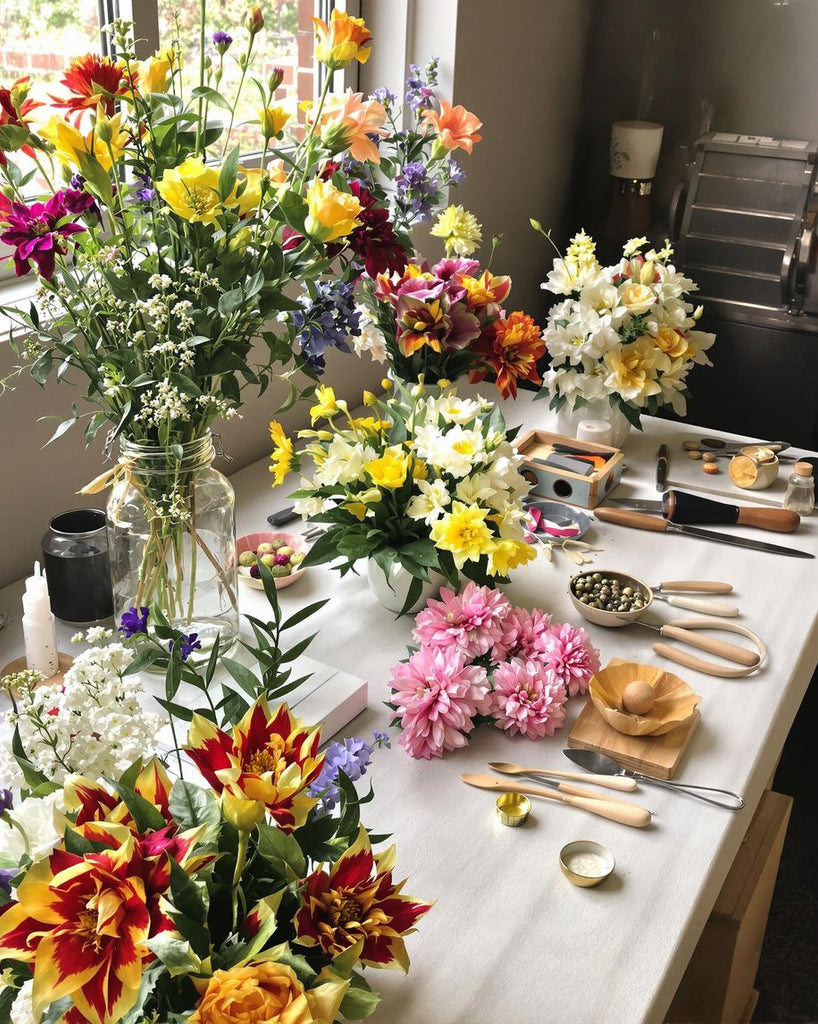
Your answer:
41,997 -> 74,1024
280,599 -> 329,631
218,287 -> 245,317
0,124 -> 29,150
123,645 -> 164,675
219,144 -> 240,200
339,973 -> 382,1020
221,656 -> 262,698
110,779 -> 168,833
190,85 -> 233,111
256,822 -> 307,878
11,726 -> 49,791
169,855 -> 209,924
331,938 -> 365,978
168,780 -> 221,837
144,932 -> 203,976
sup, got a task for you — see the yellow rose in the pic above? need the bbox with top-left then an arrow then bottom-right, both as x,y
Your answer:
603,337 -> 669,403
649,326 -> 692,360
156,157 -> 222,225
366,447 -> 410,489
190,959 -> 348,1024
304,177 -> 362,242
618,281 -> 655,315
259,105 -> 290,139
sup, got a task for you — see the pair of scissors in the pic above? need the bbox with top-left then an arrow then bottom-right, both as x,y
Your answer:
625,616 -> 766,678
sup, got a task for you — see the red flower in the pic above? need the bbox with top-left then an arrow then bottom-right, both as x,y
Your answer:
52,54 -> 136,122
470,310 -> 545,398
295,827 -> 432,969
0,77 -> 40,166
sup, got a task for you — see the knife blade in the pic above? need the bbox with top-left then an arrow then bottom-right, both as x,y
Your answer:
656,444 -> 670,492
594,507 -> 814,558
604,497 -> 663,511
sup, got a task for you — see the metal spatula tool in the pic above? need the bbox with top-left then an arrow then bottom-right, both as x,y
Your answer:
564,749 -> 745,809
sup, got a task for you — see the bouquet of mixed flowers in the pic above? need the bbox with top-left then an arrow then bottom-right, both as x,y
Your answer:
386,582 -> 600,759
0,572 -> 429,1023
351,251 -> 545,397
537,229 -> 716,427
270,380 -> 537,610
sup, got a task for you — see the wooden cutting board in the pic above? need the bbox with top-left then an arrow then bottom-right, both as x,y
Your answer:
566,658 -> 701,780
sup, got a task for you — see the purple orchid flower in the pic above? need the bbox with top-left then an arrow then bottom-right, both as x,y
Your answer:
119,606 -> 149,638
0,191 -> 90,279
170,632 -> 202,661
0,788 -> 12,813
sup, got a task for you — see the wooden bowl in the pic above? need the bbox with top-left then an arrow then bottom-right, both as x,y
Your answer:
568,570 -> 653,628
589,661 -> 701,736
236,531 -> 309,590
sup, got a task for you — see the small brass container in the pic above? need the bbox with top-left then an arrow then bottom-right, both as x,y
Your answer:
495,792 -> 531,827
559,840 -> 615,887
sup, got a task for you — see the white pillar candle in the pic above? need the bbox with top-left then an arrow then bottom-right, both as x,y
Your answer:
22,561 -> 59,677
576,419 -> 613,445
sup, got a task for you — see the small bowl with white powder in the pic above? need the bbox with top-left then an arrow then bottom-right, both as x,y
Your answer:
559,840 -> 615,888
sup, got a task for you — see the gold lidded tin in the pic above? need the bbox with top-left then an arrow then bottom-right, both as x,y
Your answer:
729,446 -> 779,491
559,840 -> 615,887
495,792 -> 531,827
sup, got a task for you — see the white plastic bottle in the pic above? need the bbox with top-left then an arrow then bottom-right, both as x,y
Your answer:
22,561 -> 59,677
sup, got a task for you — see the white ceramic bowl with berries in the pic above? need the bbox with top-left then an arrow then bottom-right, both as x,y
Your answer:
235,531 -> 309,590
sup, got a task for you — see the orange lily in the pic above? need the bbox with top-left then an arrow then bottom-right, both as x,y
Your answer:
185,699 -> 325,832
318,90 -> 387,163
421,99 -> 482,154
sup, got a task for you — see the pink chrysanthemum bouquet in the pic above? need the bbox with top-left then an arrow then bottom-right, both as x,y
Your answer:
386,582 -> 601,759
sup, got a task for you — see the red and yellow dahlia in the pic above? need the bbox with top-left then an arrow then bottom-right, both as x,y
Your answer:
52,54 -> 137,121
186,699 -> 325,832
471,310 -> 545,399
295,827 -> 432,970
0,835 -> 154,1024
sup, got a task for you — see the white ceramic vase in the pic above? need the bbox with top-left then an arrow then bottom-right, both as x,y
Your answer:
366,559 -> 444,614
554,399 -> 633,449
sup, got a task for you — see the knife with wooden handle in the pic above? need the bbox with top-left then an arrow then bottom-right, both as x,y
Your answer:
594,507 -> 814,558
461,774 -> 652,827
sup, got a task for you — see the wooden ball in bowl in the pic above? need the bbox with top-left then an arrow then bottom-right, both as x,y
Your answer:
589,661 -> 701,737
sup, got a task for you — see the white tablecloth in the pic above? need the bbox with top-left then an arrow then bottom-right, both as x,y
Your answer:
1,393 -> 815,1024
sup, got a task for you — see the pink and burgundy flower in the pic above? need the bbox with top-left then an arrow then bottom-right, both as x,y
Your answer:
412,581 -> 511,658
185,698 -> 325,832
295,826 -> 431,969
52,53 -> 137,122
490,658 -> 567,739
388,644 -> 489,759
0,190 -> 91,279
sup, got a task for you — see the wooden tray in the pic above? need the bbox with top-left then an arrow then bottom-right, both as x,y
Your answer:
567,658 -> 700,779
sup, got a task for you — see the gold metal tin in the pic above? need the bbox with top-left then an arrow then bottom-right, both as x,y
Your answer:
495,792 -> 531,827
729,448 -> 779,490
559,840 -> 615,887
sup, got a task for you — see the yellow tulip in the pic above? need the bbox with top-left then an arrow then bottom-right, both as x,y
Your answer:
139,51 -> 173,94
156,157 -> 222,225
258,105 -> 290,140
304,177 -> 362,243
312,9 -> 372,70
40,113 -> 127,172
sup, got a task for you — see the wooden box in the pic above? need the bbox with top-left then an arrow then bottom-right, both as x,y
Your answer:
515,429 -> 625,509
664,789 -> 792,1024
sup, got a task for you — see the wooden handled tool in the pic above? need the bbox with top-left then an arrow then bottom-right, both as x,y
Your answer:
656,580 -> 733,594
460,774 -> 652,828
663,490 -> 800,533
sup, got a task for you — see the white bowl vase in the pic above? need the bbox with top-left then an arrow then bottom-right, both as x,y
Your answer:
366,558 -> 445,614
555,399 -> 632,449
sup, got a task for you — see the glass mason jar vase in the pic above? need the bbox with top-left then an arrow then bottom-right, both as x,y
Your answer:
107,433 -> 239,654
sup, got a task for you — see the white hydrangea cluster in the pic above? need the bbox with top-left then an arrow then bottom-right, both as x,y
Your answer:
540,234 -> 715,416
0,643 -> 165,789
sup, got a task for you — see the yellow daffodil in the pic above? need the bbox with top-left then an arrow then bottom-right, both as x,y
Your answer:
488,538 -> 537,575
603,337 -> 670,403
366,447 -> 410,489
138,48 -> 178,95
156,157 -> 222,225
430,501 -> 495,568
229,166 -> 264,217
309,384 -> 346,424
312,9 -> 372,70
304,177 -> 362,242
345,501 -> 369,521
258,104 -> 290,140
40,113 -> 127,171
268,420 -> 299,487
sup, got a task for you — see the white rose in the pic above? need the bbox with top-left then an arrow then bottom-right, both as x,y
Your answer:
0,790 -> 65,866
